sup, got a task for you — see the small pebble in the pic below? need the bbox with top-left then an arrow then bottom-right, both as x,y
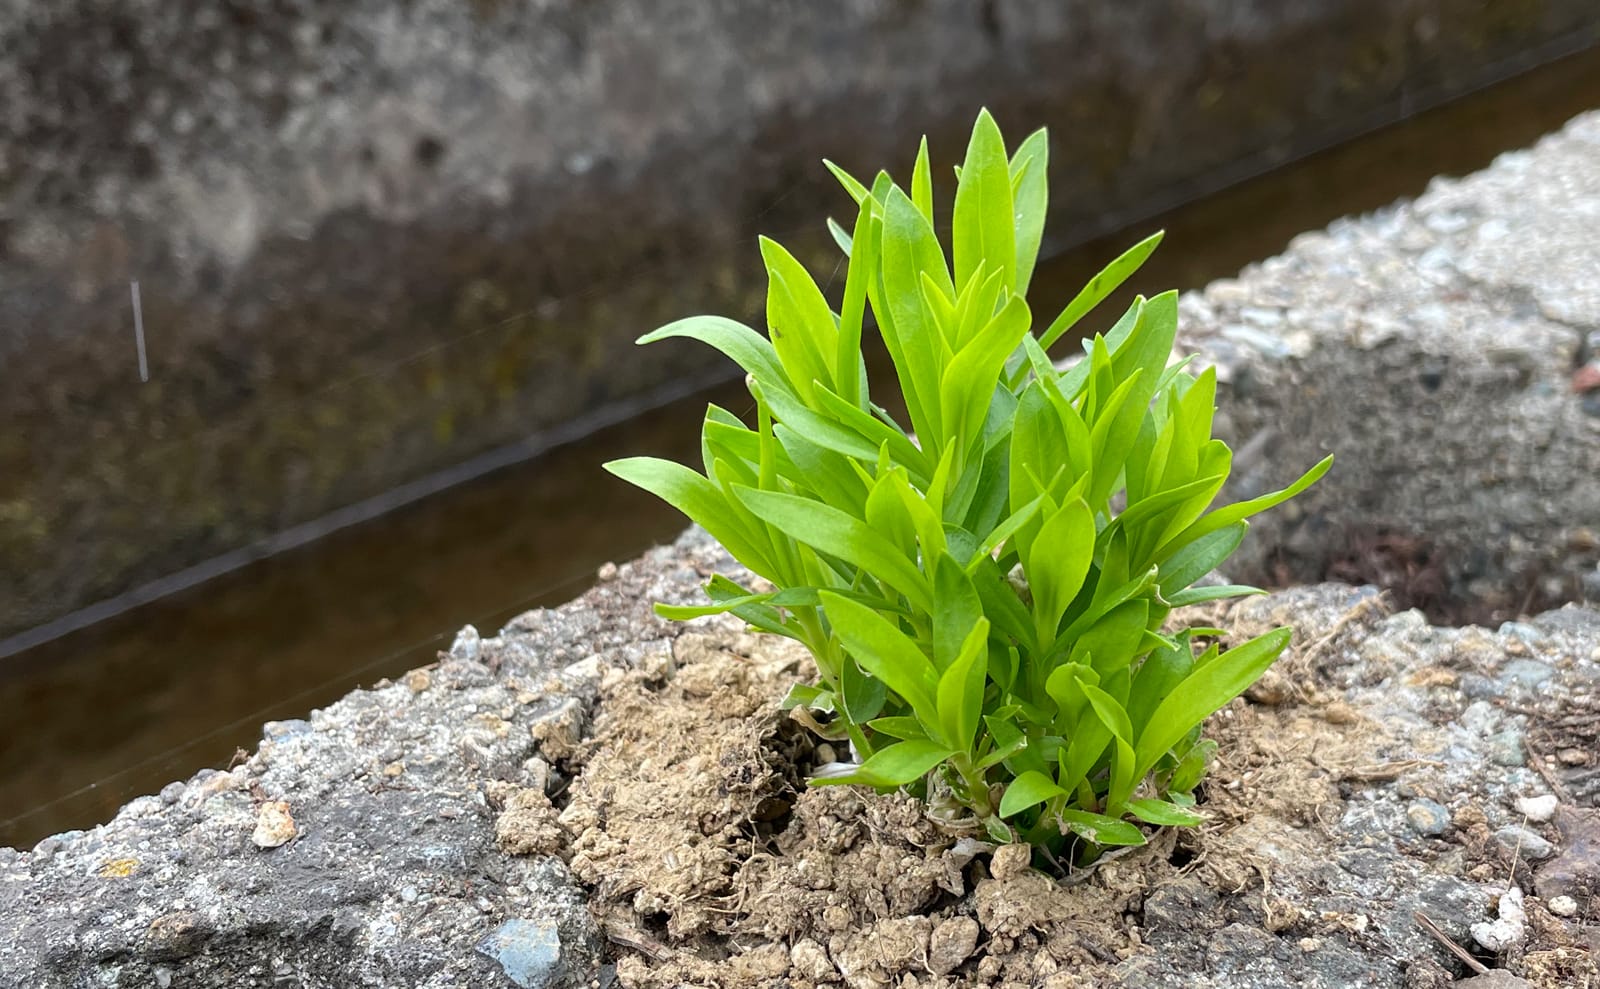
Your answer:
927,916 -> 980,975
597,561 -> 619,581
1515,794 -> 1559,824
449,625 -> 482,662
1499,659 -> 1554,690
1547,895 -> 1578,917
522,756 -> 552,794
790,938 -> 836,981
1406,799 -> 1452,836
252,801 -> 297,849
476,918 -> 563,988
990,843 -> 1034,880
1486,730 -> 1526,768
1322,701 -> 1359,725
1558,747 -> 1591,766
1457,971 -> 1536,989
1493,826 -> 1555,861
813,743 -> 837,765
400,885 -> 418,903
159,782 -> 186,805
1471,887 -> 1526,953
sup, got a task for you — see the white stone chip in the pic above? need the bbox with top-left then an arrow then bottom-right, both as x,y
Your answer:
1471,887 -> 1526,953
1514,794 -> 1558,823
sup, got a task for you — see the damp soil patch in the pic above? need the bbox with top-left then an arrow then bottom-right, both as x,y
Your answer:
495,583 -> 1600,988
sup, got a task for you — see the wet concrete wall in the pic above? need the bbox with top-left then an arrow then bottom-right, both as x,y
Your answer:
3,0 -> 1597,640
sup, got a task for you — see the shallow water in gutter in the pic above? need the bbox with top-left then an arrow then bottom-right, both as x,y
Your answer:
3,45 -> 1599,850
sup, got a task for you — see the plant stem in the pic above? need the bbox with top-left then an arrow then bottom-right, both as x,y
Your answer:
795,610 -> 875,759
948,753 -> 994,820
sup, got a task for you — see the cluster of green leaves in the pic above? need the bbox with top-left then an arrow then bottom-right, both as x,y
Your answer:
606,110 -> 1330,857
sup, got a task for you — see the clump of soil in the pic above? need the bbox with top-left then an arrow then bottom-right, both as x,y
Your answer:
498,594 -> 1597,988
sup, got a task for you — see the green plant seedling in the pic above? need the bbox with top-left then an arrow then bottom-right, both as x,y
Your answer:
606,109 -> 1330,861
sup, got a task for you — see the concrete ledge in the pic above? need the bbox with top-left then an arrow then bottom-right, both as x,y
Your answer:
2,106 -> 1598,989
1185,110 -> 1600,619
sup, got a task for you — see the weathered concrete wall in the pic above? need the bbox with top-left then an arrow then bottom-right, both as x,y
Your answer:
2,101 -> 1598,989
3,0 -> 1597,640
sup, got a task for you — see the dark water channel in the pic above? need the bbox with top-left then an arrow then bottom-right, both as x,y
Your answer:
4,48 -> 1599,849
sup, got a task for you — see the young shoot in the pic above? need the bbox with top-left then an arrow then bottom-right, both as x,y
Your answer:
607,109 -> 1330,861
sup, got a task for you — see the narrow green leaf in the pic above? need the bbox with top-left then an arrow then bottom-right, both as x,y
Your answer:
920,270 -> 961,353
639,315 -> 794,395
605,458 -> 772,577
835,201 -> 876,408
932,554 -> 984,671
1126,640 -> 1191,730
1054,298 -> 1142,401
840,653 -> 888,724
1111,290 -> 1180,417
1057,809 -> 1146,847
1056,710 -> 1113,800
865,470 -> 918,563
952,108 -> 1016,292
1125,798 -> 1205,827
867,716 -> 928,741
1133,627 -> 1292,779
968,555 -> 1038,653
773,423 -> 871,516
1158,515 -> 1254,592
1075,600 -> 1151,680
819,591 -> 941,719
1025,497 -> 1096,645
969,492 -> 1045,570
1156,456 -> 1333,562
823,159 -> 871,204
911,135 -> 934,223
1009,127 -> 1049,296
1082,683 -> 1137,811
734,487 -> 933,612
998,769 -> 1066,818
762,238 -> 837,403
1163,584 -> 1265,607
653,591 -> 775,620
890,470 -> 947,564
1044,661 -> 1096,732
959,411 -> 1015,535
753,380 -> 882,464
937,619 -> 990,753
1167,738 -> 1217,794
878,186 -> 952,446
976,728 -> 1029,771
857,740 -> 953,785
826,216 -> 853,257
812,740 -> 954,788
941,296 -> 1032,455
1038,231 -> 1164,350
783,683 -> 829,710
812,384 -> 931,483
951,266 -> 1006,351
